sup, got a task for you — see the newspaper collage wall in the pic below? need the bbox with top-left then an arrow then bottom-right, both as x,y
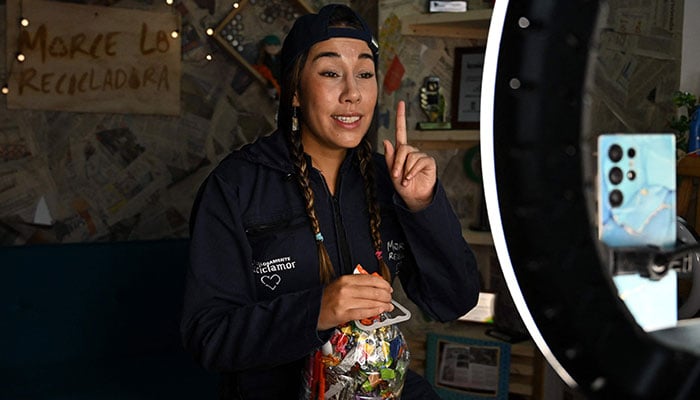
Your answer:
375,0 -> 685,384
585,0 -> 684,142
0,0 -> 335,245
0,0 -> 685,246
376,0 -> 491,230
376,0 -> 684,229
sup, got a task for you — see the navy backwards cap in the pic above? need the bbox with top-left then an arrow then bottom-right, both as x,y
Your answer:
280,4 -> 379,75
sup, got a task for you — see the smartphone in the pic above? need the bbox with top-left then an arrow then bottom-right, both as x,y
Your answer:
597,133 -> 677,249
597,133 -> 678,332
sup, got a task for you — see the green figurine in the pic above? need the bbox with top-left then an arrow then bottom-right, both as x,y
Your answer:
418,76 -> 450,130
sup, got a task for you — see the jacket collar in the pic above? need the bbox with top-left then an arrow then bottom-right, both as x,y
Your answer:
235,130 -> 294,174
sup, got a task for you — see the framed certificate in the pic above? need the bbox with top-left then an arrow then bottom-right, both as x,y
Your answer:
451,47 -> 486,129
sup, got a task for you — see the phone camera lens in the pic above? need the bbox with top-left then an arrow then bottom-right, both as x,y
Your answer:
627,170 -> 636,180
609,190 -> 623,207
609,167 -> 623,185
608,144 -> 623,162
628,148 -> 636,158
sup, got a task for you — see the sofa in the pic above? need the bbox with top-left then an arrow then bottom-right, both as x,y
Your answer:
0,239 -> 219,399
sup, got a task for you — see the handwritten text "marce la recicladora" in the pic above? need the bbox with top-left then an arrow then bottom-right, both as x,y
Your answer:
16,23 -> 176,96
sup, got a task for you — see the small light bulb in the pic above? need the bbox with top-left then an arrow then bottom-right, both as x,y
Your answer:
170,30 -> 179,39
233,2 -> 240,9
16,53 -> 26,62
206,54 -> 213,61
206,28 -> 214,36
20,18 -> 30,27
165,0 -> 173,5
1,86 -> 9,95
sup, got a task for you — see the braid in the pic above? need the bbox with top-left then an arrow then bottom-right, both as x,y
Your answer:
288,123 -> 335,284
358,137 -> 391,282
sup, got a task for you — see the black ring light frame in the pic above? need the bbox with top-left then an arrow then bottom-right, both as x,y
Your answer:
480,0 -> 700,398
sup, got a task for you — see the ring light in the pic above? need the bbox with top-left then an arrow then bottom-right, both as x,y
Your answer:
480,0 -> 700,398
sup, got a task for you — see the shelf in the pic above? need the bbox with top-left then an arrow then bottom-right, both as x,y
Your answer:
401,9 -> 492,39
463,228 -> 493,246
408,129 -> 480,150
677,155 -> 700,175
409,129 -> 480,141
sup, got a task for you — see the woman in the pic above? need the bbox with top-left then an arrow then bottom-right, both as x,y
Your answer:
181,4 -> 480,399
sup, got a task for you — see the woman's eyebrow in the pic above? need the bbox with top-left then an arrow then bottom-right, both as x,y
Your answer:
312,51 -> 341,62
311,51 -> 374,62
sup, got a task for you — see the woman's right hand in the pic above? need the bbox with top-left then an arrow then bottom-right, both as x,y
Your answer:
317,274 -> 395,330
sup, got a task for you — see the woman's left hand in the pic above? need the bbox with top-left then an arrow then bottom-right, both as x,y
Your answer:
383,101 -> 437,211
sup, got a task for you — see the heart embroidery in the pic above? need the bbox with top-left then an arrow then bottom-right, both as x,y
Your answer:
261,274 -> 281,290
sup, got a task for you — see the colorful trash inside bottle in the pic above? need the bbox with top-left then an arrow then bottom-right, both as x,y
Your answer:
301,265 -> 412,400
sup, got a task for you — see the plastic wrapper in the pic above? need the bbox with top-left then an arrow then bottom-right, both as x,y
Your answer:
301,266 -> 411,400
301,317 -> 410,400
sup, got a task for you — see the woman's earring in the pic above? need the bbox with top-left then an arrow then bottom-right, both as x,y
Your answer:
292,107 -> 299,131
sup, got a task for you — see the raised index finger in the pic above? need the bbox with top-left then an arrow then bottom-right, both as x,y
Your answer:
395,100 -> 407,145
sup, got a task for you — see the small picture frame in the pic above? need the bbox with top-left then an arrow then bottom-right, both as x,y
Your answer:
425,333 -> 510,399
451,47 -> 486,129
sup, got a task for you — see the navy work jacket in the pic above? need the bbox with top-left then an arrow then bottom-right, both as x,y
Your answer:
181,130 -> 479,399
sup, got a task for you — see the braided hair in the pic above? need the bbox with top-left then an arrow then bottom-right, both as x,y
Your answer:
357,136 -> 392,282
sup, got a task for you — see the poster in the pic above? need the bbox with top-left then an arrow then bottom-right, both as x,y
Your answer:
5,0 -> 181,115
426,333 -> 510,399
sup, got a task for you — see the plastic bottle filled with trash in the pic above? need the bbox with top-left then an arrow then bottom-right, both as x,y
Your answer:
301,265 -> 412,400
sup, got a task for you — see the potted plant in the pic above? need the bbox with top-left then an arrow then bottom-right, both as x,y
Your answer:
670,91 -> 700,158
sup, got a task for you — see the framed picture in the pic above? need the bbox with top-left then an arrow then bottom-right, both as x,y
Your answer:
451,47 -> 486,129
425,333 -> 510,400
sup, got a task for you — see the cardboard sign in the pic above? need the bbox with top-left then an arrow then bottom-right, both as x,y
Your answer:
6,0 -> 181,115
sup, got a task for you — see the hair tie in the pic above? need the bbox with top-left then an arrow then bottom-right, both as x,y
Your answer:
374,250 -> 383,260
315,232 -> 324,242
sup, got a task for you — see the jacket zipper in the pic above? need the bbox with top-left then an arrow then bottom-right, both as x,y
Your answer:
316,170 -> 353,275
332,195 -> 353,275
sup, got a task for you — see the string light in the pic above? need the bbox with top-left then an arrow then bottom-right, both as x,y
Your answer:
165,0 -> 174,5
170,30 -> 179,39
206,27 -> 214,36
233,2 -> 240,9
206,54 -> 212,61
5,4 -> 32,93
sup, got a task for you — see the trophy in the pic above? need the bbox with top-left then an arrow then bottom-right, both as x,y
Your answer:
417,76 -> 451,130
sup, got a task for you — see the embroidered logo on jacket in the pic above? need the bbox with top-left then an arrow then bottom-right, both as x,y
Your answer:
253,256 -> 297,291
261,274 -> 281,290
386,240 -> 406,261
